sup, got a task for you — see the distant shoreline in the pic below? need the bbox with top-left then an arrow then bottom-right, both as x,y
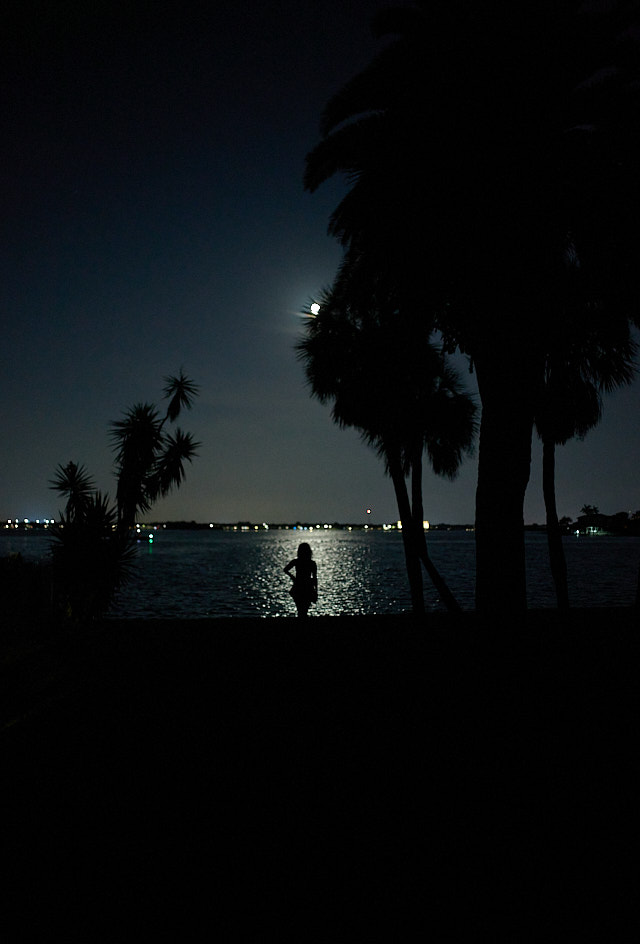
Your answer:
4,519 -> 640,536
2,520 -> 475,532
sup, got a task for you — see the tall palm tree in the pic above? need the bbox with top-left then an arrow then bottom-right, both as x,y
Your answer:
297,277 -> 477,615
534,323 -> 636,608
305,0 -> 640,617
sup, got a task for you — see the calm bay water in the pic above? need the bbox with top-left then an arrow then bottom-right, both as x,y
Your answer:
3,527 -> 639,617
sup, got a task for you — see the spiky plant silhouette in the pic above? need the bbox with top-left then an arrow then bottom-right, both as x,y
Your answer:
49,372 -> 200,620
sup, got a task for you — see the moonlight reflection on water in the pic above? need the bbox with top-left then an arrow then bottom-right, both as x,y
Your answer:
106,528 -> 639,618
2,528 -> 638,618
111,529 -> 422,619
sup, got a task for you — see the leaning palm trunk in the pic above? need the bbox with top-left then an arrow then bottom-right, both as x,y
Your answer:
542,438 -> 570,610
410,451 -> 461,613
387,452 -> 425,616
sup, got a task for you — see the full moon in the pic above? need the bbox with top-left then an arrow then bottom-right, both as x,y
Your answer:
310,302 -> 320,315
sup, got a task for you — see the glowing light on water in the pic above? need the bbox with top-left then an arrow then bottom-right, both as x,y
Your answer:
8,527 -> 636,616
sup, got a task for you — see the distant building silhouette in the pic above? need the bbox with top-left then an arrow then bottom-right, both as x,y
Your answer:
574,512 -> 639,536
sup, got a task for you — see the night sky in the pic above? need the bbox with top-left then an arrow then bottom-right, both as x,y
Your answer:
2,1 -> 639,526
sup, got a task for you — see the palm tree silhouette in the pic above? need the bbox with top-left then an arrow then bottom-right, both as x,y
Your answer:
534,322 -> 636,607
305,1 -> 640,616
111,372 -> 200,531
297,277 -> 476,615
49,372 -> 200,619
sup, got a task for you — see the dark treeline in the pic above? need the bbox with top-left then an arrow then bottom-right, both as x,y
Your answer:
300,0 -> 640,617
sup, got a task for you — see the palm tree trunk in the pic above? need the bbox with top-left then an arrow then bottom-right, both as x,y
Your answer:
474,351 -> 538,617
387,452 -> 425,616
410,452 -> 462,613
542,437 -> 569,610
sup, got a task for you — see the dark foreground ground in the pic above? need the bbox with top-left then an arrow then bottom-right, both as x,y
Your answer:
2,609 -> 639,937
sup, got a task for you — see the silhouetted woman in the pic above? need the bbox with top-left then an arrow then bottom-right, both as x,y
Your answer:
284,542 -> 318,617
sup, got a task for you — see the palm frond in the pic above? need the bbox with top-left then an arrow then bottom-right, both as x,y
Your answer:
151,428 -> 201,499
296,264 -> 477,483
49,460 -> 95,497
110,403 -> 162,462
162,370 -> 200,423
318,41 -> 408,137
49,461 -> 96,522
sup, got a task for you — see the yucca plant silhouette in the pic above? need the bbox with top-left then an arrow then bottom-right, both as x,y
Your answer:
49,372 -> 200,620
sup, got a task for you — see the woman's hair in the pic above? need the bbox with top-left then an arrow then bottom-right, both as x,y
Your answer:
297,542 -> 312,559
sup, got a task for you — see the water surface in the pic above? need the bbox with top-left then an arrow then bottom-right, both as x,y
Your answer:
4,527 -> 637,617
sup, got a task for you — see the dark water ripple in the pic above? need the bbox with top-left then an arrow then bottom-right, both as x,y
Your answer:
3,528 -> 638,617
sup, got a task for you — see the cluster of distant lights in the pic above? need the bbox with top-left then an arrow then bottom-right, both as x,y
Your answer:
134,519 -> 431,533
7,517 -> 430,532
5,518 -> 56,527
135,524 -> 162,543
224,521 -> 429,532
228,523 -> 338,532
